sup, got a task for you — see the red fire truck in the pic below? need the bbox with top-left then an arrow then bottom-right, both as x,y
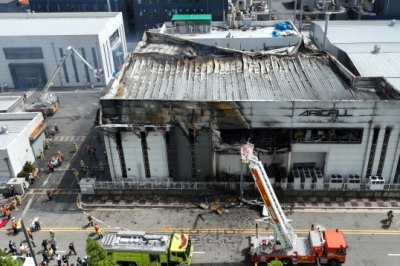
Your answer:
241,143 -> 347,266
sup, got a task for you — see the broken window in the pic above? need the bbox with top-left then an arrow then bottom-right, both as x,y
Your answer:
291,128 -> 363,144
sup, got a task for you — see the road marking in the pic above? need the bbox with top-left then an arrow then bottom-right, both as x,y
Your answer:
43,173 -> 52,186
388,254 -> 400,256
193,251 -> 205,254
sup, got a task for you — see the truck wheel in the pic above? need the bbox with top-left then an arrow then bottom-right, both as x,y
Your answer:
328,259 -> 340,266
281,258 -> 292,265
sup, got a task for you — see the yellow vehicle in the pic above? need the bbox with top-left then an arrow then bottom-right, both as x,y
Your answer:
101,230 -> 193,266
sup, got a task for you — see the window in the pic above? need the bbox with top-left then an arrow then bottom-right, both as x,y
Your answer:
137,0 -> 142,3
70,4 -> 75,11
104,4 -> 108,11
366,128 -> 380,177
109,29 -> 120,47
3,47 -> 43,59
173,0 -> 178,3
45,4 -> 49,12
149,0 -> 152,4
93,4 -> 98,11
114,0 -> 119,11
106,41 -> 113,73
82,4 -> 86,12
195,0 -> 199,3
37,4 -> 42,12
139,9 -> 144,17
188,0 -> 192,3
59,48 -> 69,83
70,52 -> 80,82
57,4 -> 60,12
150,9 -> 154,18
167,0 -> 170,3
81,48 -> 91,83
149,254 -> 159,263
91,48 -> 101,82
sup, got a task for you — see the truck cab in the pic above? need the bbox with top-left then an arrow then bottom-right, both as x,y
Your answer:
321,229 -> 347,265
169,233 -> 193,265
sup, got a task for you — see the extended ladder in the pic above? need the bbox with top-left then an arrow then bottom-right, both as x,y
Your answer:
241,143 -> 296,250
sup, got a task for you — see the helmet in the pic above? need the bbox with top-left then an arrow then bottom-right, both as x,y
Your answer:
55,124 -> 57,125
27,228 -> 30,231
50,229 -> 53,232
84,256 -> 87,259
94,222 -> 98,225
74,142 -> 76,145
11,185 -> 13,187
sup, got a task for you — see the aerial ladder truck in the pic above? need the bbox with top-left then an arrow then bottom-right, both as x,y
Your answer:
241,143 -> 347,266
25,46 -> 103,115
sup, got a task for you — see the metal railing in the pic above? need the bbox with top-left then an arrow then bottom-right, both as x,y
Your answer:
92,180 -> 400,191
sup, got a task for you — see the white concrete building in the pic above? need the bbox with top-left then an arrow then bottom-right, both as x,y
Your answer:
0,112 -> 45,183
0,96 -> 25,113
99,32 -> 400,188
0,12 -> 128,90
310,20 -> 400,90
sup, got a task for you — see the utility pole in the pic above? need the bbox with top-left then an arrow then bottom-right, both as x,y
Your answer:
20,197 -> 38,266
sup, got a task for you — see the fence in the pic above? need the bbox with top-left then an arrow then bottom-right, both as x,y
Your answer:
92,180 -> 400,191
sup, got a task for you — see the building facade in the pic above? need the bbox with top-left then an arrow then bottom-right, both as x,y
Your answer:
0,12 -> 127,90
99,32 -> 400,186
0,112 -> 45,184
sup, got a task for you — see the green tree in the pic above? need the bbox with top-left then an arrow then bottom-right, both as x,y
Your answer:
17,161 -> 36,179
268,258 -> 284,266
0,249 -> 22,266
86,237 -> 117,266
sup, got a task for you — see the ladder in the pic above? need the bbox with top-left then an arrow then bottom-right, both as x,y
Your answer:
241,143 -> 296,250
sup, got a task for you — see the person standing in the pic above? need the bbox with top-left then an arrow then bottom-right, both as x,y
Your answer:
35,220 -> 41,230
62,255 -> 69,266
29,172 -> 34,184
54,124 -> 60,133
80,160 -> 85,172
27,229 -> 37,247
47,190 -> 53,201
23,92 -> 27,101
69,242 -> 77,255
41,239 -> 48,252
42,251 -> 49,264
87,213 -> 93,226
50,242 -> 57,255
51,129 -> 55,139
49,229 -> 56,243
103,150 -> 108,162
5,208 -> 11,220
56,96 -> 60,105
12,218 -> 18,234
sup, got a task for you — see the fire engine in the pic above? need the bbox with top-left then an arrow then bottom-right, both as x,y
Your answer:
241,143 -> 347,266
101,230 -> 193,266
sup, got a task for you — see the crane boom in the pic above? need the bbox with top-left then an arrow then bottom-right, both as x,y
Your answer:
38,46 -> 104,106
241,143 -> 296,250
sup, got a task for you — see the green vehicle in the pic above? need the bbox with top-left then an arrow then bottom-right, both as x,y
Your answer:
102,230 -> 193,266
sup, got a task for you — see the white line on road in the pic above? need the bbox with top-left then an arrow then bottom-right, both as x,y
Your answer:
193,252 -> 206,254
43,173 -> 53,186
388,254 -> 400,256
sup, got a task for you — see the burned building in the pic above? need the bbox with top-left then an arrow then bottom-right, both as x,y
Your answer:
99,31 -> 400,187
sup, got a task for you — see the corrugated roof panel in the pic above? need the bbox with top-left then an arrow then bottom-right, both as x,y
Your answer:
348,53 -> 400,78
386,78 -> 400,92
335,43 -> 400,54
0,97 -> 20,112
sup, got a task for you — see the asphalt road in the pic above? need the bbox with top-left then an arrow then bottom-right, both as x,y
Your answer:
2,205 -> 400,265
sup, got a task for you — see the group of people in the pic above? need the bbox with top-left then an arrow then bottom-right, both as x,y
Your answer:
87,214 -> 103,239
47,150 -> 64,171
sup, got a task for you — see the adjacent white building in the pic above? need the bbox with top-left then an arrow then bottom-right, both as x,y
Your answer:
0,112 -> 45,183
0,12 -> 128,90
0,96 -> 25,113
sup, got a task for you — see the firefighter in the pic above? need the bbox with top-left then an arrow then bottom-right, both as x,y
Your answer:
94,222 -> 103,239
50,129 -> 55,139
74,168 -> 80,183
12,218 -> 18,234
44,139 -> 50,149
5,208 -> 11,219
387,210 -> 394,226
39,149 -> 44,159
94,222 -> 100,232
80,160 -> 85,171
99,161 -> 104,172
15,195 -> 21,205
11,198 -> 17,210
2,204 -> 8,216
87,213 -> 93,226
32,169 -> 38,180
48,161 -> 55,172
74,142 -> 78,152
57,155 -> 63,165
85,166 -> 90,180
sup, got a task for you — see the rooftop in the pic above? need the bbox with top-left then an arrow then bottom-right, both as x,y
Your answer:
0,112 -> 41,148
0,96 -> 21,112
0,12 -> 120,36
311,20 -> 400,88
104,33 -> 389,102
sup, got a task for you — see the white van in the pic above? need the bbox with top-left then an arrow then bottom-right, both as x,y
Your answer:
12,256 -> 35,266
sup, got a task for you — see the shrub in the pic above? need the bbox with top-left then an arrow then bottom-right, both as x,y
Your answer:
17,161 -> 36,179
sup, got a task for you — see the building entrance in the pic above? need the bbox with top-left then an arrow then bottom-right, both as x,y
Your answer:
8,63 -> 47,89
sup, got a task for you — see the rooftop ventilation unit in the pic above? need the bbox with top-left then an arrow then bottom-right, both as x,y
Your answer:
390,19 -> 396,26
1,125 -> 9,134
373,45 -> 381,53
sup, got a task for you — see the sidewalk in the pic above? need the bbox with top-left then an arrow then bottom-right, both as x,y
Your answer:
79,194 -> 400,209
